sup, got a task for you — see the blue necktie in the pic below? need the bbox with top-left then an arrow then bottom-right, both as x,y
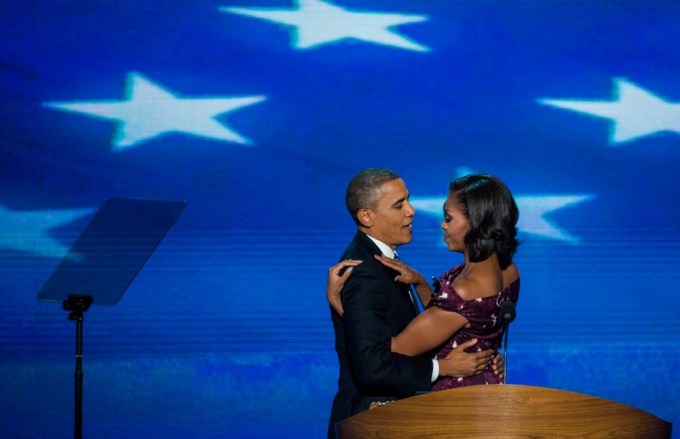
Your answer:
393,253 -> 418,311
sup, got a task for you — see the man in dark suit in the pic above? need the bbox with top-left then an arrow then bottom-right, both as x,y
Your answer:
328,168 -> 495,438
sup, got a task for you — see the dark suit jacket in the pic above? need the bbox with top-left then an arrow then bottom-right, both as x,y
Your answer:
328,231 -> 433,437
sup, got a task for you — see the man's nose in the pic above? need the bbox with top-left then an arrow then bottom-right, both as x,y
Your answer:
405,201 -> 415,216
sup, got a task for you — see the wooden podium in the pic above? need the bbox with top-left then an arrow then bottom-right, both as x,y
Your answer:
336,385 -> 671,438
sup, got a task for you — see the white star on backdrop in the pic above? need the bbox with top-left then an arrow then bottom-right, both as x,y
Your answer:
539,78 -> 680,144
221,0 -> 430,51
411,194 -> 594,243
44,72 -> 266,150
0,205 -> 93,258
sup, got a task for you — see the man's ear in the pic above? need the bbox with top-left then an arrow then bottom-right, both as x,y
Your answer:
357,209 -> 372,228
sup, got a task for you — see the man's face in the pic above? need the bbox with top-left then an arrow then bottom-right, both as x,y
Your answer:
362,178 -> 415,250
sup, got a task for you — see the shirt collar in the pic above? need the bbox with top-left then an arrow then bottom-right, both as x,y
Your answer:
365,235 -> 396,259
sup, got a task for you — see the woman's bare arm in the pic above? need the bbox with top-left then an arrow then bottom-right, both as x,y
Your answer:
326,259 -> 363,316
391,307 -> 469,356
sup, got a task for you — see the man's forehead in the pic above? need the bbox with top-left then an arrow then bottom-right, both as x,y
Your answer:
378,179 -> 408,202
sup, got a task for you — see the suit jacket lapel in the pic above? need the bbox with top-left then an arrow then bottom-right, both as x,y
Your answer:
355,232 -> 419,315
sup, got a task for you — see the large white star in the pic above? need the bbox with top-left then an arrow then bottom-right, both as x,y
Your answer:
538,78 -> 680,144
221,0 -> 430,51
0,205 -> 93,258
44,72 -> 266,150
411,194 -> 594,243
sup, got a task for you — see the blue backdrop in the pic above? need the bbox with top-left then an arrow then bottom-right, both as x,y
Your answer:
1,1 -> 678,438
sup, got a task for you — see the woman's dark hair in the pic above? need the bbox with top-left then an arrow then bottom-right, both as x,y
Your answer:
449,174 -> 519,269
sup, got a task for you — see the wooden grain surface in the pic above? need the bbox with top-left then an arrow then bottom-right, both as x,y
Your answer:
336,385 -> 672,438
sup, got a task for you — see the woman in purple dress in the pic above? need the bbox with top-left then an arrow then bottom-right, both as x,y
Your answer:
328,174 -> 520,389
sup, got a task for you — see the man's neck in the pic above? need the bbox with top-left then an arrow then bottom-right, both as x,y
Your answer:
363,233 -> 396,259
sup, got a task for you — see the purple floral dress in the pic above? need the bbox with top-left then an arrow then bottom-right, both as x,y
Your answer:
428,264 -> 520,391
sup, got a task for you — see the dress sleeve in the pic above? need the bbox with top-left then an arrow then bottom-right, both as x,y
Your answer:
426,266 -> 470,314
428,287 -> 469,313
427,285 -> 498,327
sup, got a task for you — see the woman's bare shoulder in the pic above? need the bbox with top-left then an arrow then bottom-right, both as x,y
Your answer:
502,262 -> 519,288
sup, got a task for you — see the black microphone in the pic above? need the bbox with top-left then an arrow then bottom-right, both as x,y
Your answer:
431,276 -> 441,295
499,300 -> 516,384
499,300 -> 516,324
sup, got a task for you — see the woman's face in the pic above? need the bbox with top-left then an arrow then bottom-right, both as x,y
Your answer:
441,192 -> 470,253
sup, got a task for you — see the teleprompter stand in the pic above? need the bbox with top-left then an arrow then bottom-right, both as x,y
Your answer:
36,198 -> 186,439
63,295 -> 93,439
